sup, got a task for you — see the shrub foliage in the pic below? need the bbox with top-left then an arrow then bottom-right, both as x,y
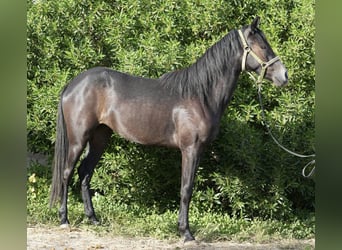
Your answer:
27,0 -> 315,221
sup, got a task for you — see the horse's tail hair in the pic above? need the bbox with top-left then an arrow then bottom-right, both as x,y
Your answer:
50,91 -> 68,207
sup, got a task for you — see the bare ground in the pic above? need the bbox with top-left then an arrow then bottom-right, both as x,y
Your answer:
27,225 -> 314,250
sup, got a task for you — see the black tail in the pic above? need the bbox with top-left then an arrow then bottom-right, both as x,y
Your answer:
50,94 -> 68,207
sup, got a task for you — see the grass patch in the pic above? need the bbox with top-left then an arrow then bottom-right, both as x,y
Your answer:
27,163 -> 314,243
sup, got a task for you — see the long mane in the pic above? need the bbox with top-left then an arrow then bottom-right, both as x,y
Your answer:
159,29 -> 241,104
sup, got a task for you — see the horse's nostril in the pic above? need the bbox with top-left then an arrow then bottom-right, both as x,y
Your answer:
285,71 -> 288,80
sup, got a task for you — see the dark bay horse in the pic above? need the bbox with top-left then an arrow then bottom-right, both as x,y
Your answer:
50,17 -> 288,241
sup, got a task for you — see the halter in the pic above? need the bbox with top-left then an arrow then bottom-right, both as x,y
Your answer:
238,29 -> 280,84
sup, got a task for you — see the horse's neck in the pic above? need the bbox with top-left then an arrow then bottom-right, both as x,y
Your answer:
206,68 -> 241,117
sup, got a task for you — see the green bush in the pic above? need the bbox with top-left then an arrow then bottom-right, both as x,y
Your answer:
27,0 -> 315,224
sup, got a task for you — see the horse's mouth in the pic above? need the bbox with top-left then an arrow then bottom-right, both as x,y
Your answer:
273,76 -> 288,87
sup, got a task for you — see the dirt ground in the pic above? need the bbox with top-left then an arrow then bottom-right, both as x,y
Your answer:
27,225 -> 314,250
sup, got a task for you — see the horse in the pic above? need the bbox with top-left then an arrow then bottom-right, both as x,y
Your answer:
50,16 -> 288,242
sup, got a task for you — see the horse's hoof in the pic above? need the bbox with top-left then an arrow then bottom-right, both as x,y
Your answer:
183,234 -> 195,243
89,216 -> 100,225
183,238 -> 198,247
91,220 -> 100,226
59,223 -> 70,230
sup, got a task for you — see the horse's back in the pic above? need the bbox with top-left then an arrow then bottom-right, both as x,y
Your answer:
64,67 -> 168,98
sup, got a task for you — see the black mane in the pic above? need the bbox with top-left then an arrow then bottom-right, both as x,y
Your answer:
159,29 -> 241,104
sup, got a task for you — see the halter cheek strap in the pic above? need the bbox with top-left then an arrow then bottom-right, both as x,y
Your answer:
238,29 -> 279,84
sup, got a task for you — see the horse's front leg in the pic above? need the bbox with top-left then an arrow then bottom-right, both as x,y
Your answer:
178,145 -> 201,242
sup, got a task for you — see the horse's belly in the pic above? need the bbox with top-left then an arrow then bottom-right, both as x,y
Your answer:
103,104 -> 176,147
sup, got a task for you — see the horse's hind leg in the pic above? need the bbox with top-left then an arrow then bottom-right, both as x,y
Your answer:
60,139 -> 86,226
78,124 -> 112,224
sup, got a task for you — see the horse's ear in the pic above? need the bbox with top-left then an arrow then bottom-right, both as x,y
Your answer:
251,16 -> 261,32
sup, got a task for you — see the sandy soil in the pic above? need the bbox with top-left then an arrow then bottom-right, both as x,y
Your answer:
27,225 -> 314,250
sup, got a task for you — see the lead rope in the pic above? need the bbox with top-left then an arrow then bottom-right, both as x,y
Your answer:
250,73 -> 316,178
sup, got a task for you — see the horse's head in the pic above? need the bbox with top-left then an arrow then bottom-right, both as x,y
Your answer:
239,17 -> 288,87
